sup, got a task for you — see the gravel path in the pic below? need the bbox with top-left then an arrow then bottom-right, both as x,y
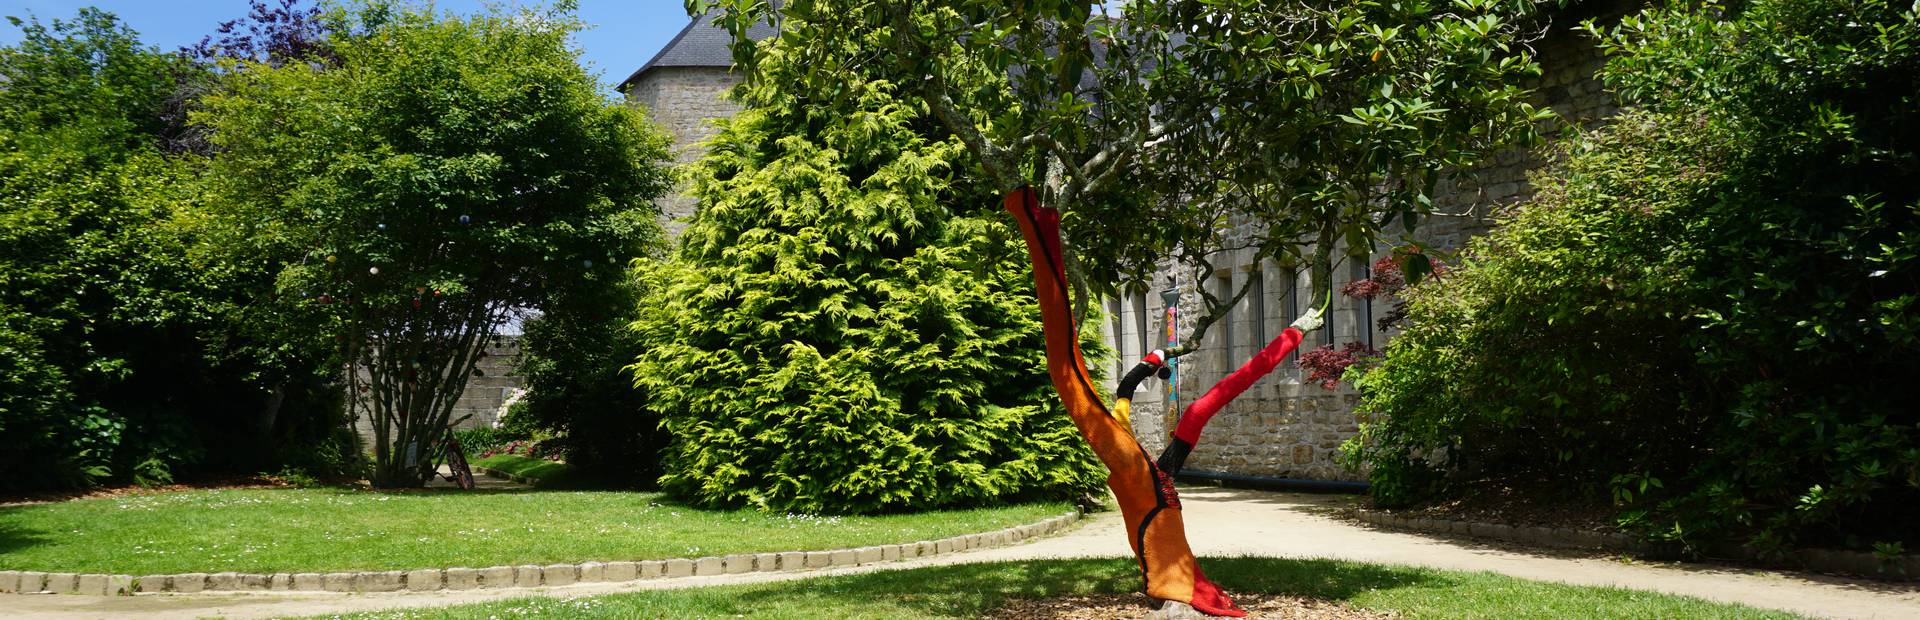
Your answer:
6,488 -> 1917,619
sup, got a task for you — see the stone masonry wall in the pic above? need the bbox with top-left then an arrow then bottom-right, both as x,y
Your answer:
349,338 -> 523,448
625,66 -> 747,238
1110,22 -> 1623,482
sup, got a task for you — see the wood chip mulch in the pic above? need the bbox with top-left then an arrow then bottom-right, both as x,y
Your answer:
988,593 -> 1397,620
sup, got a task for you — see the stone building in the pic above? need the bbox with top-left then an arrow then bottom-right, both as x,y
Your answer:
623,6 -> 1631,484
618,12 -> 776,237
1106,9 -> 1631,483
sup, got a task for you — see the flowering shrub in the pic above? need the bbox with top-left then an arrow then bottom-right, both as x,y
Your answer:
478,440 -> 561,462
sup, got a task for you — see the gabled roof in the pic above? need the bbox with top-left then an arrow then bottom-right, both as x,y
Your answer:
618,10 -> 778,92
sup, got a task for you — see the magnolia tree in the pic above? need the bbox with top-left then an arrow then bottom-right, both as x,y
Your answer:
697,0 -> 1555,354
199,2 -> 673,487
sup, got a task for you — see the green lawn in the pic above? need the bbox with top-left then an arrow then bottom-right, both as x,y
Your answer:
302,557 -> 1805,619
472,454 -> 591,488
0,487 -> 1070,575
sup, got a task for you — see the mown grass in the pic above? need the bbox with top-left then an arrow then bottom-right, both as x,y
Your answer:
0,488 -> 1070,575
471,454 -> 590,488
303,557 -> 1806,619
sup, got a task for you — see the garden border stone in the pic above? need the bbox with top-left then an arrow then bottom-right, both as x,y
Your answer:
46,573 -> 78,595
407,569 -> 443,591
1351,507 -> 1920,582
18,572 -> 49,594
602,561 -> 637,582
477,566 -> 513,588
2,508 -> 1082,595
445,568 -> 479,590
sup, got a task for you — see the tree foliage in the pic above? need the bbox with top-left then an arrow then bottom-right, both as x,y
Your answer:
0,8 -> 350,490
630,48 -> 1105,513
693,0 -> 1553,353
514,267 -> 662,486
1350,0 -> 1920,553
196,1 -> 673,487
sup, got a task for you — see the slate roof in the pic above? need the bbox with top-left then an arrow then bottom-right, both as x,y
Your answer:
618,10 -> 778,92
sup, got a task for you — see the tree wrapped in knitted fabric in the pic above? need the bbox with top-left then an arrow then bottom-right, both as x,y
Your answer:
1003,187 -> 1243,617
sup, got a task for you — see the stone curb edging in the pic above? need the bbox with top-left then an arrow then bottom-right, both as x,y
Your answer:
0,510 -> 1082,596
1352,508 -> 1920,582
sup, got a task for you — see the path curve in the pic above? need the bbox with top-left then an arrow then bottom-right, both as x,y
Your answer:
7,488 -> 1918,619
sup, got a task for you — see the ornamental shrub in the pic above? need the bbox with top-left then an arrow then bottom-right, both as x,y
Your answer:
1350,0 -> 1919,553
513,268 -> 664,487
630,76 -> 1105,515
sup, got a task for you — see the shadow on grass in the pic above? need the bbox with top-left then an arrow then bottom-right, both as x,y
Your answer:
0,518 -> 52,556
701,558 -> 1444,617
311,557 -> 1810,619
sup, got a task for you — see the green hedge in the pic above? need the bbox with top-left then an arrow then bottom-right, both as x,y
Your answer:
1350,0 -> 1920,554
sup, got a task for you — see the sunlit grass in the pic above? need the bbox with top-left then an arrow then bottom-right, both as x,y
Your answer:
305,557 -> 1806,619
0,488 -> 1068,574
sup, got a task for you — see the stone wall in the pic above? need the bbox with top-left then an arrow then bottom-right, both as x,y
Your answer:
624,66 -> 747,237
1109,21 -> 1624,482
448,337 -> 525,430
349,337 -> 524,448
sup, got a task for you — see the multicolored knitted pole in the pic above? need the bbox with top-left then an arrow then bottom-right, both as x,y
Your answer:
1157,327 -> 1306,475
1004,187 -> 1244,617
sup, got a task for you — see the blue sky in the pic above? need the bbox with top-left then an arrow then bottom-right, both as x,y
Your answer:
0,1 -> 697,92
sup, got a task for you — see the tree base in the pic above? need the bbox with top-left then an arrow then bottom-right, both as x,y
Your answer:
1147,599 -> 1220,619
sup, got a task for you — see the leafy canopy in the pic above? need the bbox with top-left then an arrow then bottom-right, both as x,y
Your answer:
196,0 -> 674,487
694,0 -> 1554,353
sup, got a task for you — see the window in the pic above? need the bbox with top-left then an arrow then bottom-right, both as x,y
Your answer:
1283,269 -> 1301,368
1249,267 -> 1267,349
1351,258 -> 1374,349
1323,265 -> 1337,347
1216,272 -> 1235,378
1108,296 -> 1126,379
1131,291 -> 1149,362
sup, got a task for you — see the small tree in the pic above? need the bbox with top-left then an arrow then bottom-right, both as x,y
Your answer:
198,1 -> 673,487
630,56 -> 1105,514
